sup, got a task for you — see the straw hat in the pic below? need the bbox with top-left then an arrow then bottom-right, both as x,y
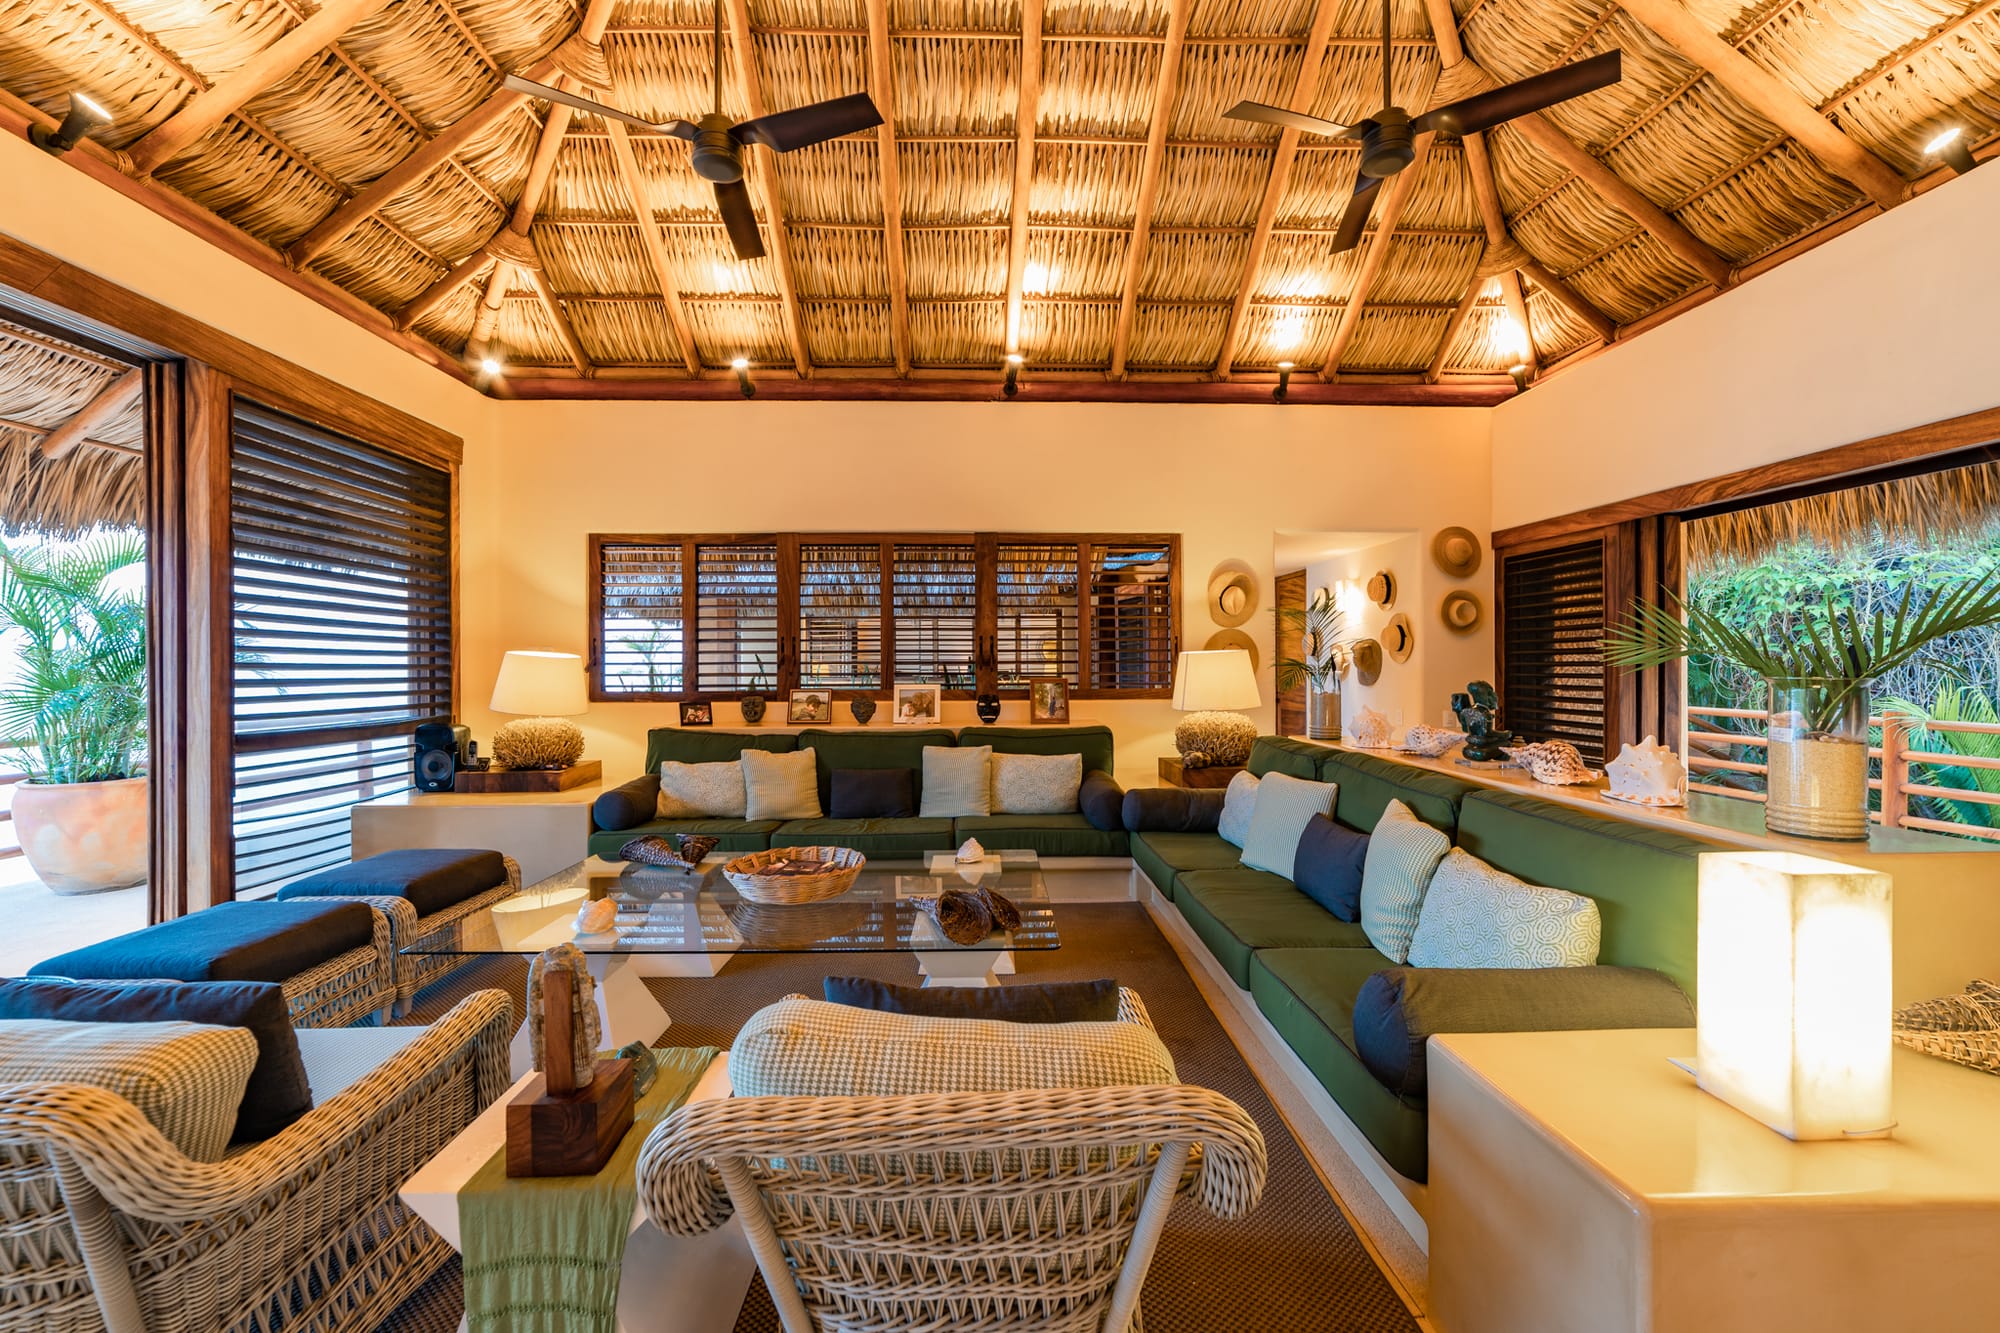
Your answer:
1352,639 -> 1382,685
1384,613 -> 1414,663
1366,570 -> 1395,609
1441,590 -> 1483,633
1432,527 -> 1482,579
1204,628 -> 1261,673
1208,568 -> 1257,627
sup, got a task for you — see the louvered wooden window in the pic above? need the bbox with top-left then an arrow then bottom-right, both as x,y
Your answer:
1087,540 -> 1177,693
229,403 -> 452,896
798,541 -> 883,688
1499,535 -> 1615,764
891,541 -> 979,689
995,541 -> 1081,686
598,542 -> 684,693
695,541 -> 781,694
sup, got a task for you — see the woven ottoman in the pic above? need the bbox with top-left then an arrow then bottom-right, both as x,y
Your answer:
29,899 -> 396,1028
277,849 -> 521,1014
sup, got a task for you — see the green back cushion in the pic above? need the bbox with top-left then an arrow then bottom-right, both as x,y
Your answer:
643,729 -> 798,773
795,728 -> 957,808
1318,748 -> 1472,836
958,725 -> 1114,775
1453,791 -> 1710,997
1247,736 -> 1323,781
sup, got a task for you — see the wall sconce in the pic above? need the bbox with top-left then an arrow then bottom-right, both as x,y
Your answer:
1003,352 -> 1023,398
30,91 -> 111,155
1925,126 -> 1978,176
1508,362 -> 1531,392
732,357 -> 756,399
1695,851 -> 1894,1141
1273,361 -> 1295,403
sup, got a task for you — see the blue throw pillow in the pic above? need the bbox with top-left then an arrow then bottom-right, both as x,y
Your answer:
824,976 -> 1120,1023
1294,814 -> 1368,922
829,768 -> 917,819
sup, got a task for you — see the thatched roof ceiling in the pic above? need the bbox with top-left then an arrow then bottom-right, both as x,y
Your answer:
0,321 -> 142,534
1,0 -> 1993,400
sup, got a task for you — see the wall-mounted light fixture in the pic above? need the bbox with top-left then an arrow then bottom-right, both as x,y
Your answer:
1003,352 -> 1023,398
1273,361 -> 1295,403
1925,126 -> 1978,176
1508,362 -> 1531,393
732,356 -> 756,398
30,91 -> 111,155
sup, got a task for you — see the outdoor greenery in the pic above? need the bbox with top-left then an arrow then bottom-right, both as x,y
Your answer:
0,531 -> 147,785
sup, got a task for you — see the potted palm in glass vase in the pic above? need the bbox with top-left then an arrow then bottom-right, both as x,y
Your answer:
1276,588 -> 1348,741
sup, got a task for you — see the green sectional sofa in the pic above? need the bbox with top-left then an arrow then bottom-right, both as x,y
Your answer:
1132,737 -> 1707,1182
589,725 -> 1128,860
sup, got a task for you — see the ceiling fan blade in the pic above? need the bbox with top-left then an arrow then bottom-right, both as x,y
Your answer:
1412,50 -> 1621,138
1222,100 -> 1357,138
715,178 -> 765,260
732,93 -> 883,152
1330,174 -> 1384,254
503,74 -> 699,139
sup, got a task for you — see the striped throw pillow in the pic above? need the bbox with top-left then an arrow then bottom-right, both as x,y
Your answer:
1408,849 -> 1601,968
1359,799 -> 1452,963
1239,773 -> 1339,878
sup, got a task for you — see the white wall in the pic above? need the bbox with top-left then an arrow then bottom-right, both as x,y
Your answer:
1490,162 -> 2000,532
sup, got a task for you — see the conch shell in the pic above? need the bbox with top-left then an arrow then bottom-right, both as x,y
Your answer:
1502,740 -> 1596,786
1400,724 -> 1466,758
1350,706 -> 1392,749
1604,735 -> 1688,805
955,837 -> 986,863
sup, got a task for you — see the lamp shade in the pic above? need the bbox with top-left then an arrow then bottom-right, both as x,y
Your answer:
489,650 -> 588,716
1696,851 -> 1893,1141
1172,650 -> 1261,712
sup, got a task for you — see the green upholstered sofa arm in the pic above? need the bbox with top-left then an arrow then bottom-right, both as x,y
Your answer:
1078,769 -> 1125,831
1352,965 -> 1694,1100
594,773 -> 661,833
1121,786 -> 1225,832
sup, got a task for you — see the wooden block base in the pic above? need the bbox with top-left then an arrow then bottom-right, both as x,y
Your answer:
456,759 -> 603,794
1158,757 -> 1245,789
504,1057 -> 635,1177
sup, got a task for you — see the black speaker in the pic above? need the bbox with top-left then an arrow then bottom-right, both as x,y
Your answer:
413,720 -> 466,792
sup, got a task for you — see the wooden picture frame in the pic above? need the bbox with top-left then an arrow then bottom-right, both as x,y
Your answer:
787,689 -> 833,724
1027,677 -> 1071,725
892,683 -> 943,726
679,701 -> 712,726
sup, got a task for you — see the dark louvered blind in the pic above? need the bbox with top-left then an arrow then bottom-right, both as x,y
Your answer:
1087,541 -> 1176,691
229,403 -> 451,897
599,542 -> 684,693
996,541 -> 1080,686
798,541 -> 883,688
695,542 -> 780,693
1501,539 -> 1609,764
892,542 -> 978,688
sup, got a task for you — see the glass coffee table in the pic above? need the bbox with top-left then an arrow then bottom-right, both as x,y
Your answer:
402,850 -> 1058,1070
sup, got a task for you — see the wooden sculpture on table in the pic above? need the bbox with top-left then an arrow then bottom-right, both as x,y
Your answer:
506,944 -> 634,1177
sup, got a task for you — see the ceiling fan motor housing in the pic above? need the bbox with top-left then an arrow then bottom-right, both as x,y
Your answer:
690,113 -> 744,182
1359,108 -> 1416,178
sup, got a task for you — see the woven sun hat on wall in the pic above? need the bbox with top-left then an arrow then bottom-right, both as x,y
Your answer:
1205,628 -> 1260,673
1366,570 -> 1396,609
1384,613 -> 1414,663
1352,639 -> 1383,686
1432,527 -> 1482,579
1208,566 -> 1258,628
1441,590 -> 1483,633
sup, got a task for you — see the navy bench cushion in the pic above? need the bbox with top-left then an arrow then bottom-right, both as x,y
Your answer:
30,900 -> 375,985
278,848 -> 508,917
825,975 -> 1121,1024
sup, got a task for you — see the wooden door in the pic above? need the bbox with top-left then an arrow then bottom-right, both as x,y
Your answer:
1275,569 -> 1307,738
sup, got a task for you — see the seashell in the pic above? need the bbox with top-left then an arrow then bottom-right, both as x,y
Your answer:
1604,735 -> 1688,805
575,897 -> 618,934
955,837 -> 985,863
620,833 -> 717,869
1350,706 -> 1393,749
1400,724 -> 1467,758
1501,740 -> 1596,786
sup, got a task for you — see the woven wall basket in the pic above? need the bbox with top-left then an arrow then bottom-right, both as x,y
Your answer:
723,846 -> 867,904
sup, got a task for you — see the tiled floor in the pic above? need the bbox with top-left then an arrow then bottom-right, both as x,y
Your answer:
0,855 -> 146,975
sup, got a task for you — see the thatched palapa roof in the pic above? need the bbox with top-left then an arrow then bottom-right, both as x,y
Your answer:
0,0 -> 1995,400
0,322 -> 143,534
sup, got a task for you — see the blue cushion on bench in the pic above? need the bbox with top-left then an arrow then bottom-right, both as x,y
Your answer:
277,848 -> 508,917
30,900 -> 374,985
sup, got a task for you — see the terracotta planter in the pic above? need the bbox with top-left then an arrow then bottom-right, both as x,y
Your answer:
12,775 -> 148,894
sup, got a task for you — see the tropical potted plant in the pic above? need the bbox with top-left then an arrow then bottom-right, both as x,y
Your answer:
1276,588 -> 1349,741
0,533 -> 148,893
1605,575 -> 2000,840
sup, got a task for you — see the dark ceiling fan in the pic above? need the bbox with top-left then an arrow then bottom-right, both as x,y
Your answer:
504,0 -> 881,260
1225,0 -> 1621,251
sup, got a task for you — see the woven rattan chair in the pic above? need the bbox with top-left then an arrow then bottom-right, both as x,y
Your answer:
283,901 -> 400,1028
339,854 -> 522,1015
0,989 -> 512,1333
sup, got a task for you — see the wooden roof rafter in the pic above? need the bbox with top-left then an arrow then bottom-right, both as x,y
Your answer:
1003,0 -> 1045,357
722,0 -> 811,377
39,368 -> 144,461
605,120 -> 702,376
1109,0 -> 1193,380
864,0 -> 911,376
1318,133 -> 1436,379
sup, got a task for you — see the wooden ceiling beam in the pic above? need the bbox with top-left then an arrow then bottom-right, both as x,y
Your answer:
1318,134 -> 1435,379
1517,257 -> 1616,342
1498,268 -> 1535,374
606,121 -> 702,376
1110,0 -> 1193,380
128,0 -> 394,177
501,374 -> 1514,405
520,263 -> 591,376
1614,0 -> 1907,212
1214,0 -> 1343,380
1425,272 -> 1487,384
863,0 -> 910,376
1003,0 -> 1045,355
1456,126 -> 1617,343
40,368 -> 143,461
723,0 -> 812,377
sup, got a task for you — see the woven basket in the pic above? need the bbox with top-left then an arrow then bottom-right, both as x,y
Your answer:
723,845 -> 867,904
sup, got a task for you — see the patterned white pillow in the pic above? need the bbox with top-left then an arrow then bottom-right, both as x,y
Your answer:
656,760 -> 747,818
1217,771 -> 1260,849
991,751 -> 1083,815
1408,849 -> 1601,969
742,747 -> 823,820
920,745 -> 992,818
1358,799 -> 1452,963
1239,772 -> 1339,878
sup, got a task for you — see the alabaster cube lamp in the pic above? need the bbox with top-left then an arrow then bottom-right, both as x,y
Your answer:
1171,649 -> 1261,768
1696,851 -> 1894,1141
490,650 -> 589,770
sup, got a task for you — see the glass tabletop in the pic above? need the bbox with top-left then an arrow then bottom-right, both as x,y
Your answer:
399,852 -> 1059,957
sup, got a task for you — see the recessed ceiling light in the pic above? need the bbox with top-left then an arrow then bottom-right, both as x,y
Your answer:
478,356 -> 502,376
1926,127 -> 1964,154
732,357 -> 756,398
30,90 -> 112,155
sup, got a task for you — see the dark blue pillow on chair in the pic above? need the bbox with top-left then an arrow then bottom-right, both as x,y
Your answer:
1294,814 -> 1369,922
824,976 -> 1121,1023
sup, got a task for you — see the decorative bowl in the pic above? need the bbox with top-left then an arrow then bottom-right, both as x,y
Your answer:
722,845 -> 866,904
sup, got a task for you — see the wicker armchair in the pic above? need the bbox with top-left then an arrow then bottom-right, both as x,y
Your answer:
0,989 -> 513,1333
341,853 -> 523,1015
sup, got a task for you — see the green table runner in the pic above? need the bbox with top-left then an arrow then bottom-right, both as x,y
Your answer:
459,1046 -> 719,1332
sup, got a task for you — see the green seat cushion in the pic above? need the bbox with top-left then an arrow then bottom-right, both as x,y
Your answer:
586,818 -> 779,859
795,728 -> 957,810
957,725 -> 1114,777
1174,867 -> 1373,988
1318,748 -> 1474,835
1247,736 -> 1324,781
1249,947 -> 1428,1181
1129,831 -> 1243,901
642,729 -> 797,772
770,818 -> 957,854
953,814 -> 1128,858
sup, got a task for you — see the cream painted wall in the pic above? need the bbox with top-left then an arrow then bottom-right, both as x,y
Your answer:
1489,162 -> 2000,532
463,401 -> 1494,789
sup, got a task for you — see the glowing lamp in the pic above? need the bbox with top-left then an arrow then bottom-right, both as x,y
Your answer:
1925,126 -> 1976,175
1695,851 -> 1893,1141
1003,352 -> 1023,398
731,357 -> 756,398
1171,649 -> 1261,768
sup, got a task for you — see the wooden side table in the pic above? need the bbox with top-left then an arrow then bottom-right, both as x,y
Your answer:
1157,757 -> 1245,789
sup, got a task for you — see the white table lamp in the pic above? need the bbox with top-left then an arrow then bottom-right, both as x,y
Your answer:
490,650 -> 589,769
1696,850 -> 1894,1140
1171,649 -> 1261,768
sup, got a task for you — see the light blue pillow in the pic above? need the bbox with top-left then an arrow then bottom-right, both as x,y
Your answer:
1217,771 -> 1259,849
1239,773 -> 1339,879
920,745 -> 992,818
1359,799 -> 1452,963
1408,849 -> 1600,969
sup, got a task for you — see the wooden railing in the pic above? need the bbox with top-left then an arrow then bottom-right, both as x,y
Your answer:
1686,705 -> 2000,842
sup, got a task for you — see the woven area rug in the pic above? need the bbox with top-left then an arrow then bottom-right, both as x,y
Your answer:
378,903 -> 1420,1333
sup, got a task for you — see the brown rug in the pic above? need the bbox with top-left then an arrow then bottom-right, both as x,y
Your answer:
378,904 -> 1419,1332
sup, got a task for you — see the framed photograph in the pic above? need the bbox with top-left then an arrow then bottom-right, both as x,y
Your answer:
787,689 -> 833,725
1027,677 -> 1071,725
679,701 -> 712,727
892,682 -> 943,726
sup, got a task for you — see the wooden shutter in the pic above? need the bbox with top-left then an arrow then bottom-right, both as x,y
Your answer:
797,540 -> 884,688
1497,531 -> 1621,765
994,540 -> 1080,688
891,540 -> 979,690
594,540 -> 685,696
694,541 -> 781,693
1085,538 -> 1178,693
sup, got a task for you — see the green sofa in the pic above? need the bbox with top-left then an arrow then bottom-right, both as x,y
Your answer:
589,725 -> 1129,860
1132,737 -> 1706,1182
